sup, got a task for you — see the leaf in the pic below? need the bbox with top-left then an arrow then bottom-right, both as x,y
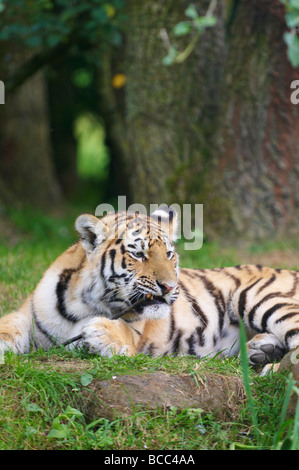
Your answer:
173,21 -> 192,37
64,406 -> 83,418
25,426 -> 38,436
46,33 -> 62,47
285,12 -> 299,28
104,4 -> 116,19
48,426 -> 70,439
162,45 -> 178,66
25,403 -> 43,413
194,15 -> 217,31
290,0 -> 299,9
80,372 -> 93,386
284,33 -> 299,67
185,4 -> 198,19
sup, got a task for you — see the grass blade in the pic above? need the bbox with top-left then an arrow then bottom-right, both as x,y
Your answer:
239,321 -> 259,434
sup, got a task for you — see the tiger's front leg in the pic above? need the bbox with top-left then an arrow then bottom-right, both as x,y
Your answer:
0,299 -> 33,355
81,318 -> 141,357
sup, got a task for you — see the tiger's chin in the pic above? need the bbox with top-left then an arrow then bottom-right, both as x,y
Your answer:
138,303 -> 171,320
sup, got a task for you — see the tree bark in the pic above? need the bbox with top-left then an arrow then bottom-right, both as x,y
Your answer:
0,49 -> 63,209
210,0 -> 299,239
123,0 -> 226,209
115,0 -> 299,240
47,65 -> 78,198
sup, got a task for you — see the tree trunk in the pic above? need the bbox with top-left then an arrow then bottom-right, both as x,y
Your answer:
47,65 -> 78,199
114,0 -> 299,240
0,49 -> 63,209
210,0 -> 299,239
123,0 -> 226,208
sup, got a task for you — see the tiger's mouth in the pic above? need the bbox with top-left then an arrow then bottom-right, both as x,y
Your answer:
133,295 -> 168,313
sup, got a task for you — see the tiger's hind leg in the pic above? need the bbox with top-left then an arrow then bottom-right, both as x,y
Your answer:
247,333 -> 286,368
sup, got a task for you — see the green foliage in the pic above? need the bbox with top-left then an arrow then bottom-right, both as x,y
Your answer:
162,2 -> 217,65
163,1 -> 299,68
0,0 -> 124,64
1,346 -> 298,450
280,0 -> 299,66
74,113 -> 109,182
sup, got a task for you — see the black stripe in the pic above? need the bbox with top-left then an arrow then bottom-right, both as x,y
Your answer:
56,259 -> 84,323
31,296 -> 55,345
56,269 -> 79,322
100,251 -> 109,290
238,279 -> 261,318
275,312 -> 299,324
186,333 -> 196,355
168,310 -> 176,342
256,274 -> 276,294
110,249 -> 116,276
171,329 -> 182,355
198,275 -> 226,335
261,303 -> 293,332
179,280 -> 208,327
285,329 -> 299,347
196,326 -> 205,347
248,300 -> 292,330
222,268 -> 241,289
100,251 -> 107,277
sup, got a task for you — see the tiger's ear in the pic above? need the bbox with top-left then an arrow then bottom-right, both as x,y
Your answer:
75,214 -> 109,253
150,205 -> 178,241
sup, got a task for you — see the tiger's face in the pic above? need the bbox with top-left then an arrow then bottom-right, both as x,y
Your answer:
76,208 -> 180,320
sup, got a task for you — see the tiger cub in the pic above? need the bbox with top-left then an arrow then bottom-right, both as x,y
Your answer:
0,207 -> 299,372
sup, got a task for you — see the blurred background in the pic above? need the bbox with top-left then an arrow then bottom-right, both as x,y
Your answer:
1,0 -> 299,249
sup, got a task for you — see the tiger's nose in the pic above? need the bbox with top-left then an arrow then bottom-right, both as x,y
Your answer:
156,281 -> 175,295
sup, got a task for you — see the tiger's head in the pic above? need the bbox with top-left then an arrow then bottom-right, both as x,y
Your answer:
75,207 -> 180,321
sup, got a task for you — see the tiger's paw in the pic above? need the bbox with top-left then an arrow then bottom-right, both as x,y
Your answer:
81,318 -> 135,357
247,333 -> 285,368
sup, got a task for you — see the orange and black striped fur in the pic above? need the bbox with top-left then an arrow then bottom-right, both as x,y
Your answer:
1,208 -> 299,372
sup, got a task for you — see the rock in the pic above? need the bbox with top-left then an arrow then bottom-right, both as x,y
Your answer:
83,372 -> 245,422
279,349 -> 299,379
279,349 -> 299,416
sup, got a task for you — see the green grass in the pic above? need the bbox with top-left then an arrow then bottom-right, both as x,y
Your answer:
0,209 -> 299,450
0,347 -> 295,450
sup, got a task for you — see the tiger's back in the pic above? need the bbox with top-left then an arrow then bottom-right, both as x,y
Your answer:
146,265 -> 299,366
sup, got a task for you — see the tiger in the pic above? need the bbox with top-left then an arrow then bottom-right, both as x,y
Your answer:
1,206 -> 299,374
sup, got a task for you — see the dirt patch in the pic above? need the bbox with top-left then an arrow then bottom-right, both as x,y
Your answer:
83,372 -> 245,422
30,356 -> 94,374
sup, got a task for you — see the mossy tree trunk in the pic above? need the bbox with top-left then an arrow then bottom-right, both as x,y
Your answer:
122,0 -> 226,208
110,0 -> 299,240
